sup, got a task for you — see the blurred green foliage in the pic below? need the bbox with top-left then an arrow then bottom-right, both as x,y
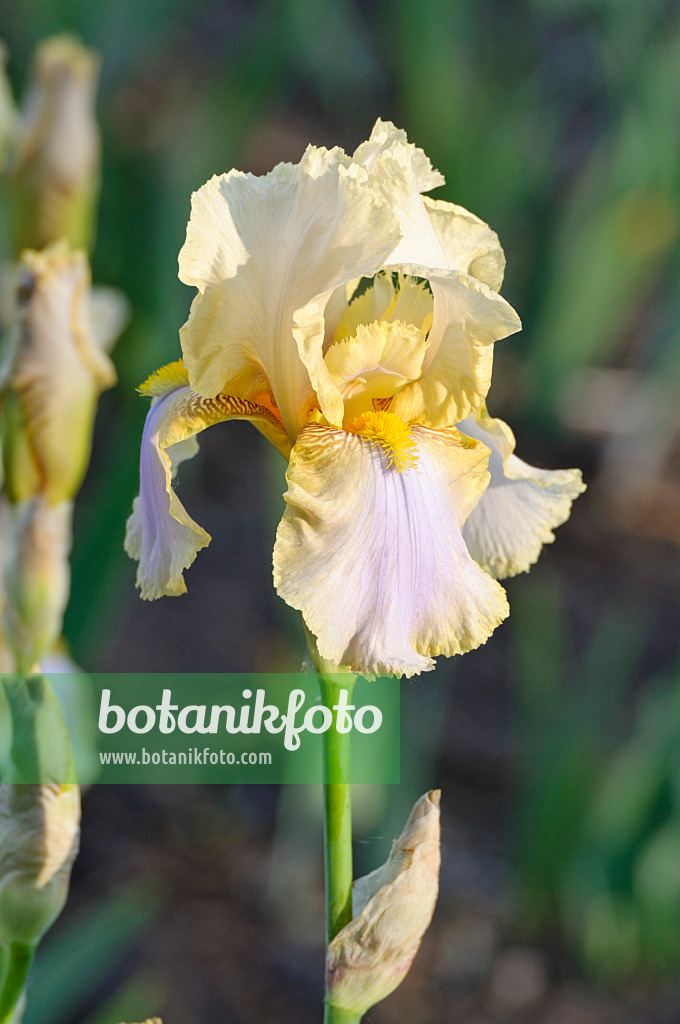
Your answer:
512,571 -> 680,978
24,883 -> 160,1024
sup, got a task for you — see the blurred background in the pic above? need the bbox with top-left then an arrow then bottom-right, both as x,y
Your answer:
2,0 -> 680,1021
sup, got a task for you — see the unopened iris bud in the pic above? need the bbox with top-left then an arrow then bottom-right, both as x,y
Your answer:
325,790 -> 441,1018
0,677 -> 78,948
0,782 -> 79,947
2,498 -> 71,671
0,243 -> 118,506
8,35 -> 100,252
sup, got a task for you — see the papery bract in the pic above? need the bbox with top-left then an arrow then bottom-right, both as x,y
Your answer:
0,774 -> 79,949
325,790 -> 441,1015
0,243 -> 123,506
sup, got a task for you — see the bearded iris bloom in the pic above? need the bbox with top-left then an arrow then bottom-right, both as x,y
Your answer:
125,120 -> 584,678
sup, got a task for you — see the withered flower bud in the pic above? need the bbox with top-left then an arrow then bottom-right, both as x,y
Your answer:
9,35 -> 100,252
0,782 -> 79,947
0,243 -> 119,506
326,790 -> 441,1017
2,498 -> 71,670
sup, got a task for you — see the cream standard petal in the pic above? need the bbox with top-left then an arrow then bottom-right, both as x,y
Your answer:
273,423 -> 508,678
354,121 -> 447,269
333,273 -> 432,345
126,368 -> 289,599
389,270 -> 521,428
178,148 -> 401,440
325,320 -> 428,422
423,196 -> 506,291
353,119 -> 445,193
459,409 -> 586,579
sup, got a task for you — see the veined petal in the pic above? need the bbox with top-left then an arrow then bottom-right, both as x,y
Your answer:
325,320 -> 428,423
459,409 -> 586,579
333,273 -> 432,345
354,122 -> 506,291
126,369 -> 290,600
353,122 -> 517,425
353,119 -> 445,193
423,196 -> 506,291
178,148 -> 401,440
332,273 -> 395,343
354,121 -> 447,269
388,270 -> 521,427
324,277 -> 362,347
273,423 -> 508,678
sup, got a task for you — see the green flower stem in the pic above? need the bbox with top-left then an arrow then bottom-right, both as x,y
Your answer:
318,672 -> 362,1023
0,943 -> 33,1024
324,1003 -> 362,1024
318,673 -> 357,945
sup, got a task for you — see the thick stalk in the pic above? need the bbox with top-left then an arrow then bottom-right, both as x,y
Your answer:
318,673 -> 361,1024
0,943 -> 33,1024
323,1004 -> 362,1024
318,673 -> 356,945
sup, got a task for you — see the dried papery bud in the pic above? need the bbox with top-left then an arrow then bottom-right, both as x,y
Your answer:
0,243 -> 117,506
0,678 -> 78,948
9,35 -> 100,252
2,498 -> 72,671
0,781 -> 80,946
326,790 -> 441,1016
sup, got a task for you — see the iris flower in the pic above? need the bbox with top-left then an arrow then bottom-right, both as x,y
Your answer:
126,121 -> 584,678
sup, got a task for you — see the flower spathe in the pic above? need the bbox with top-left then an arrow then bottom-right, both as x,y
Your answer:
325,790 -> 441,1016
126,120 -> 584,678
0,242 -> 122,505
0,782 -> 80,947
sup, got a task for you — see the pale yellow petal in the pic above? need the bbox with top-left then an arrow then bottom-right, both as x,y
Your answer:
333,273 -> 433,345
333,273 -> 396,343
325,320 -> 428,422
386,276 -> 433,332
178,149 -> 401,440
323,277 -> 361,347
354,122 -> 447,269
125,382 -> 290,600
388,270 -> 521,427
354,123 -> 506,291
423,196 -> 506,291
353,118 -> 445,193
459,409 -> 586,578
273,423 -> 508,678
